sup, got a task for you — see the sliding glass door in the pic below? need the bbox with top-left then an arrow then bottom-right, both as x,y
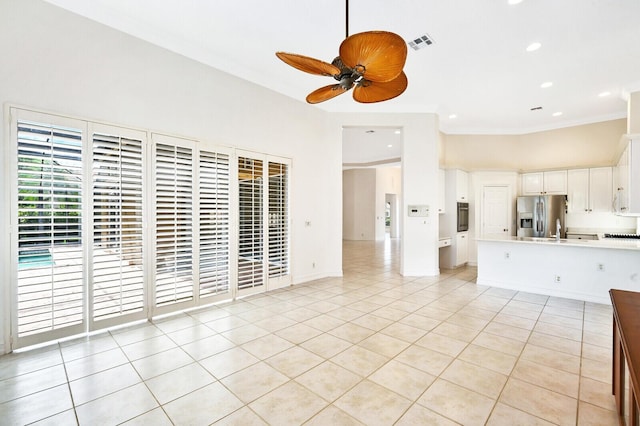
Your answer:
236,152 -> 291,297
12,112 -> 87,348
8,108 -> 290,350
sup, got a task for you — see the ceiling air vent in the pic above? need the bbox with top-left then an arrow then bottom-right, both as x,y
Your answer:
408,34 -> 434,51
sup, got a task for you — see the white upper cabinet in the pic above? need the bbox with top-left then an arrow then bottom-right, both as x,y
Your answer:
616,137 -> 640,215
544,170 -> 568,194
455,169 -> 469,202
438,169 -> 446,214
567,167 -> 612,213
567,169 -> 589,212
521,172 -> 543,195
589,167 -> 613,212
616,143 -> 630,214
521,170 -> 567,195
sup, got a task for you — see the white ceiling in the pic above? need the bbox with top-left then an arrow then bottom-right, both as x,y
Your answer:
42,0 -> 640,164
342,127 -> 402,167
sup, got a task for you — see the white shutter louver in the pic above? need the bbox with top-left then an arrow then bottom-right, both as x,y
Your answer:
237,156 -> 264,290
10,109 -> 291,349
92,132 -> 144,321
155,143 -> 194,306
199,150 -> 231,297
268,161 -> 289,278
16,120 -> 84,338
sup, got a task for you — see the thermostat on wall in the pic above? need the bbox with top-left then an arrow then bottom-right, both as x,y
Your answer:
408,205 -> 429,217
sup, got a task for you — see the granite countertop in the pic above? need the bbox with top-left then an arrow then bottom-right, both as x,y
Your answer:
477,235 -> 640,251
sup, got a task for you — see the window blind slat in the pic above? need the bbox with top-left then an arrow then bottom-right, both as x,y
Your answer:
199,150 -> 230,297
155,143 -> 194,306
268,162 -> 289,278
237,156 -> 264,290
16,120 -> 85,338
92,132 -> 145,321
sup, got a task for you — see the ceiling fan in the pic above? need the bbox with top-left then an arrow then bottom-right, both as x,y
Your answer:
275,1 -> 408,104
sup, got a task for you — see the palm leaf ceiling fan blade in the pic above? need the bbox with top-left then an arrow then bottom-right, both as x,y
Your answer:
275,52 -> 341,76
306,84 -> 348,104
339,31 -> 407,83
353,71 -> 408,103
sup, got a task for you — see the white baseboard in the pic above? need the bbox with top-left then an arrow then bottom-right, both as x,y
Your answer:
293,270 -> 343,285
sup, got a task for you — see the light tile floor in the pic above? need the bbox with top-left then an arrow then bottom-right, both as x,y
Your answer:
0,239 -> 619,425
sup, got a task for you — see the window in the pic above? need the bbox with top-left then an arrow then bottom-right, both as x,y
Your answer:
268,161 -> 289,283
155,142 -> 195,307
237,155 -> 264,292
91,126 -> 146,325
199,150 -> 231,297
8,108 -> 290,349
14,116 -> 85,346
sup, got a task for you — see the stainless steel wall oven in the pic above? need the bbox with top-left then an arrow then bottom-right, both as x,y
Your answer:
457,202 -> 469,232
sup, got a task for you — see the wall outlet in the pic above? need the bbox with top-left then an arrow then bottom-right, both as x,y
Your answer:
312,262 -> 315,268
597,263 -> 605,271
504,252 -> 510,259
554,275 -> 561,283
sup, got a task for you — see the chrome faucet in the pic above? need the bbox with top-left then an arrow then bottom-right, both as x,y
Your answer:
556,218 -> 561,241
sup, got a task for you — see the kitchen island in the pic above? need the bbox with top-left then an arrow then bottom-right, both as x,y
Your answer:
477,236 -> 640,304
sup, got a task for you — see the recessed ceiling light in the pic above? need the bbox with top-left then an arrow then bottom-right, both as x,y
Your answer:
394,130 -> 401,134
526,42 -> 541,52
387,144 -> 393,148
552,112 -> 563,117
508,0 -> 523,4
540,82 -> 553,88
598,91 -> 611,97
448,114 -> 457,119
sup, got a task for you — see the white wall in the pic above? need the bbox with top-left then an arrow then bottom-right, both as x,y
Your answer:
376,168 -> 401,240
443,119 -> 627,171
342,167 -> 401,241
0,0 -> 342,352
629,91 -> 640,134
332,113 -> 440,276
342,169 -> 376,240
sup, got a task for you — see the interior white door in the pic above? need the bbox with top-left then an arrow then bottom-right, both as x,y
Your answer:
482,185 -> 510,238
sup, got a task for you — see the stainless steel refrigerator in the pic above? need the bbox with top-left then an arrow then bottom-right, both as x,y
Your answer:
516,195 -> 566,238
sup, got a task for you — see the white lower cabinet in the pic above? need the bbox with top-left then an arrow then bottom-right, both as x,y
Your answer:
456,232 -> 469,266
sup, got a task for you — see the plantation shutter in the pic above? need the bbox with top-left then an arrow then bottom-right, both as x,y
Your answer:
14,116 -> 86,346
154,140 -> 195,307
267,159 -> 290,289
237,155 -> 265,293
199,150 -> 231,298
9,108 -> 292,350
91,125 -> 146,326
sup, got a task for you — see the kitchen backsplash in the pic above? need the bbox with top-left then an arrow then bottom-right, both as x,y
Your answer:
565,212 -> 638,233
